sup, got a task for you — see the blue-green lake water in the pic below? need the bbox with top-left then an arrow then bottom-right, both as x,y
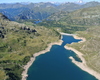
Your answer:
27,35 -> 97,80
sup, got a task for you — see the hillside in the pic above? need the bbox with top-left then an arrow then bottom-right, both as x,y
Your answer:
0,13 -> 60,80
38,5 -> 100,74
41,5 -> 100,34
16,6 -> 58,20
60,5 -> 100,26
1,1 -> 100,80
67,26 -> 100,73
48,11 -> 70,21
81,1 -> 100,8
49,5 -> 100,26
58,4 -> 100,74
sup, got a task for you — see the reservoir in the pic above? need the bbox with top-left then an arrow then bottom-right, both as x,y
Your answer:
27,35 -> 97,80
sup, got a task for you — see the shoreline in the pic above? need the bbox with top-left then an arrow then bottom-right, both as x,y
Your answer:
22,33 -> 100,80
64,35 -> 100,80
60,32 -> 75,36
73,35 -> 86,43
21,40 -> 63,80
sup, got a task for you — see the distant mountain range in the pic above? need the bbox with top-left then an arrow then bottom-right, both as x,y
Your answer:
1,1 -> 100,80
75,0 -> 85,5
0,1 -> 100,21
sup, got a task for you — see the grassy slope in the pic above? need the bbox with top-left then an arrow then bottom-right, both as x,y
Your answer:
67,26 -> 100,73
0,13 -> 60,80
39,18 -> 87,34
66,6 -> 100,26
62,6 -> 100,73
45,5 -> 100,34
1,4 -> 100,79
0,70 -> 7,80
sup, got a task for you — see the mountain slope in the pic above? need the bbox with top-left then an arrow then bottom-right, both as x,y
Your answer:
67,26 -> 100,73
0,13 -> 60,80
39,5 -> 100,34
63,5 -> 100,26
0,1 -> 100,21
57,2 -> 81,11
81,1 -> 100,8
49,5 -> 100,26
16,6 -> 58,20
48,11 -> 70,21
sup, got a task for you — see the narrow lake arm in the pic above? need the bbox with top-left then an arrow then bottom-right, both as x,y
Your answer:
22,40 -> 63,80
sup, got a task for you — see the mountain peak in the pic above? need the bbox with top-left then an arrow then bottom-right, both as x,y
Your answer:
78,0 -> 83,3
75,0 -> 85,5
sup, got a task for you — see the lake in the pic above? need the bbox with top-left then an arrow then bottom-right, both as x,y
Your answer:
27,35 -> 97,80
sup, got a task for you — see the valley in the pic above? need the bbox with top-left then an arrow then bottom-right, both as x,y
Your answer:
0,1 -> 100,80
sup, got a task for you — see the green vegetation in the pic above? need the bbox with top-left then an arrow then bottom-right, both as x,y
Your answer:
1,2 -> 100,80
0,70 -> 7,80
0,13 -> 60,80
61,6 -> 100,26
67,26 -> 100,73
39,5 -> 100,34
38,20 -> 87,34
47,5 -> 100,74
1,1 -> 100,21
